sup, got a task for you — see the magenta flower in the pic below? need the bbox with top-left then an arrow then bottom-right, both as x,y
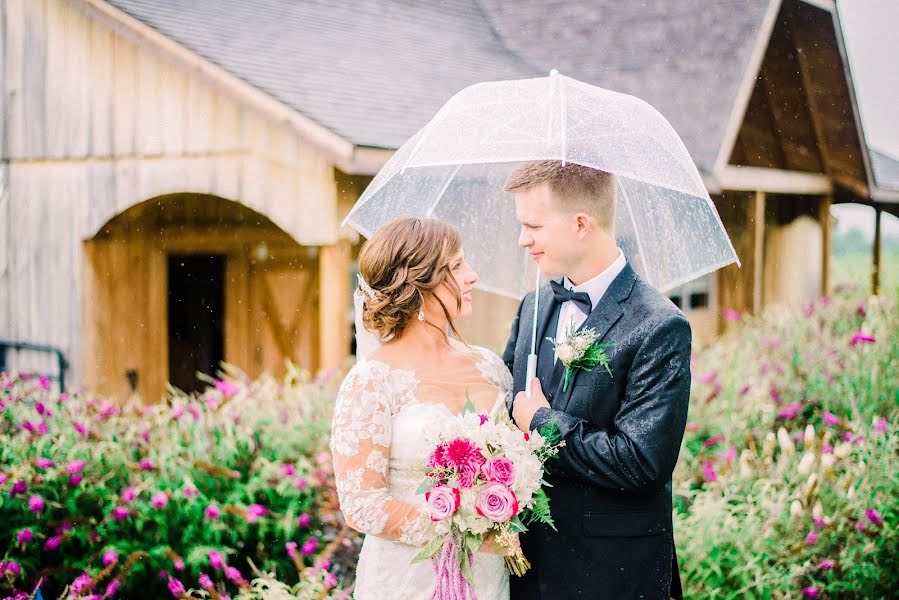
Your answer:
246,503 -> 267,523
298,513 -> 311,528
819,558 -> 835,571
188,405 -> 201,420
821,444 -> 833,454
205,504 -> 221,519
295,476 -> 308,490
139,458 -> 154,471
802,586 -> 820,598
301,537 -> 319,556
44,535 -> 63,550
121,487 -> 137,503
315,558 -> 332,570
805,531 -> 818,545
35,457 -> 54,469
874,418 -> 887,433
865,509 -> 883,526
739,384 -> 750,395
813,517 -> 826,529
703,435 -> 725,448
479,413 -> 490,425
182,485 -> 199,499
29,495 -> 45,513
35,401 -> 49,415
22,421 -> 36,433
38,374 -> 51,389
281,463 -> 296,477
105,579 -> 120,597
444,438 -> 486,488
1,561 -> 21,576
850,330 -> 875,346
702,462 -> 717,483
17,529 -> 33,544
723,445 -> 737,463
151,492 -> 169,509
198,573 -> 214,590
71,572 -> 94,594
224,566 -> 245,584
167,578 -> 186,598
856,302 -> 867,317
103,550 -> 119,566
10,480 -> 30,497
286,541 -> 299,559
0,473 -> 7,488
699,372 -> 716,384
208,550 -> 226,570
69,474 -> 83,488
74,422 -> 88,436
822,412 -> 840,426
66,460 -> 86,475
723,308 -> 740,322
112,506 -> 129,521
855,519 -> 867,531
215,379 -> 241,398
777,402 -> 802,420
324,572 -> 338,589
38,420 -> 49,435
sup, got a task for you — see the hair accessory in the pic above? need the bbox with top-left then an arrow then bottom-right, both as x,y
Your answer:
357,274 -> 377,301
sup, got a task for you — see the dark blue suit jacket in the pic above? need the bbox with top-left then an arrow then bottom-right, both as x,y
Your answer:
504,263 -> 690,600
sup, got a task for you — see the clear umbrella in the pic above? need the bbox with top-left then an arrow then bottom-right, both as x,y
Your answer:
345,72 -> 739,299
344,73 -> 740,386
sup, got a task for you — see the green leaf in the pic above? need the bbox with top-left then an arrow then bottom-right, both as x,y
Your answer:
416,478 -> 437,495
463,390 -> 477,415
412,534 -> 445,563
509,516 -> 526,533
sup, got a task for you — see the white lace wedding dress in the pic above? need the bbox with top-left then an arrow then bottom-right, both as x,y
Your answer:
331,345 -> 513,599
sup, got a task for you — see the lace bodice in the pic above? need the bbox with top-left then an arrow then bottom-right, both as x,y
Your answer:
330,346 -> 512,599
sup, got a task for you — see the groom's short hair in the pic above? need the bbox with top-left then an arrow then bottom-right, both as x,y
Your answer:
504,161 -> 616,233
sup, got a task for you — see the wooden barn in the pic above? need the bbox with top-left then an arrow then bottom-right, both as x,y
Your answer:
1,0 -> 894,401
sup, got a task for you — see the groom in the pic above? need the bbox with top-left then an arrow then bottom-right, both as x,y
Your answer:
503,161 -> 690,599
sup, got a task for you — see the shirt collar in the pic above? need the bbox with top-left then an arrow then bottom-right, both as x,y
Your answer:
563,248 -> 626,309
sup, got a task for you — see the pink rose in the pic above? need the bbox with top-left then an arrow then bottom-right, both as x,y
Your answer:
475,482 -> 518,523
425,486 -> 461,522
481,456 -> 515,486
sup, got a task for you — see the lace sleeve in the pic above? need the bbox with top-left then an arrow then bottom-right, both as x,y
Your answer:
475,347 -> 513,414
330,362 -> 433,546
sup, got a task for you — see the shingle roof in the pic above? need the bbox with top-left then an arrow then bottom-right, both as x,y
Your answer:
477,0 -> 773,172
104,0 -> 539,149
870,148 -> 899,192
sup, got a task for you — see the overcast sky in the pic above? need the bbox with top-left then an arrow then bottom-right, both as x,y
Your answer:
838,0 -> 899,158
831,1 -> 898,238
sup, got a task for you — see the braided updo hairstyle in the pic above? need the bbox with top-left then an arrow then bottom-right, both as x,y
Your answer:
358,217 -> 464,342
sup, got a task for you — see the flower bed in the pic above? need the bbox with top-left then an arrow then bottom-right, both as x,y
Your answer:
675,291 -> 897,598
1,365 -> 360,600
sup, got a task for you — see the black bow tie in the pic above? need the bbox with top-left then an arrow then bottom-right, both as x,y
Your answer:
550,280 -> 592,315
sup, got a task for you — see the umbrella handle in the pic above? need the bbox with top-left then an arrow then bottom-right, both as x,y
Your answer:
525,353 -> 538,396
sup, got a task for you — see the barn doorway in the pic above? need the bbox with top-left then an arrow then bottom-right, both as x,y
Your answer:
167,254 -> 225,393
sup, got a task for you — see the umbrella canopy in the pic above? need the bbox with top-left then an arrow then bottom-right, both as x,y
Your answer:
345,72 -> 739,298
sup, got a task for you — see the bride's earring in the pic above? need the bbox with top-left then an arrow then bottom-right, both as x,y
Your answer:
417,290 -> 425,321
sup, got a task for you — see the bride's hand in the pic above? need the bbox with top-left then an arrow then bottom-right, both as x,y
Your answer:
479,531 -> 519,556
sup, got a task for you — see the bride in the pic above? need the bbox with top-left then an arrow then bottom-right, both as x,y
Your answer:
330,217 -> 516,599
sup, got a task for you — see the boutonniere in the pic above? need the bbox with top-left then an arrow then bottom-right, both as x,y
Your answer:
548,327 -> 613,392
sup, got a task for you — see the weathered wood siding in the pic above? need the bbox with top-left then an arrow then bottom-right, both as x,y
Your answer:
0,0 -> 344,389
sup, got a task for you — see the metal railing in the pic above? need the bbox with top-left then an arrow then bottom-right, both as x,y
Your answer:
0,340 -> 69,392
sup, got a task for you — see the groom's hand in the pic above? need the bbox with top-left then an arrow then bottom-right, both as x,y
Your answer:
513,378 -> 550,433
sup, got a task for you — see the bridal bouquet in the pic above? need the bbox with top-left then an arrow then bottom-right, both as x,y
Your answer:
413,401 -> 563,597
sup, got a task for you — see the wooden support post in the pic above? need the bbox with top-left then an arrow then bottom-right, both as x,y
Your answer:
873,204 -> 882,296
752,191 -> 766,314
819,195 -> 832,296
319,240 -> 352,372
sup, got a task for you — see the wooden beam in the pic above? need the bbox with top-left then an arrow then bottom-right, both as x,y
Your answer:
873,204 -> 882,295
318,240 -> 352,371
752,191 -> 766,313
718,166 -> 832,194
819,195 -> 832,296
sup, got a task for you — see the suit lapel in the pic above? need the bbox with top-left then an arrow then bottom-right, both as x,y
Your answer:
554,263 -> 637,412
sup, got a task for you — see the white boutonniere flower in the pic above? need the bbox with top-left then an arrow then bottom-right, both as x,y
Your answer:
548,327 -> 613,392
